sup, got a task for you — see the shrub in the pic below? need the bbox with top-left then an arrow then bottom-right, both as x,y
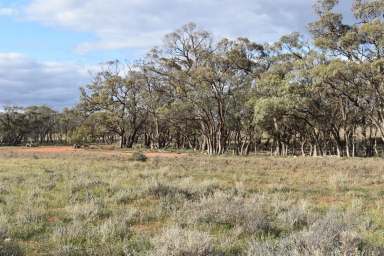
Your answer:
97,216 -> 133,243
113,189 -> 135,205
0,228 -> 7,241
147,181 -> 195,200
10,206 -> 47,240
276,200 -> 313,231
53,214 -> 133,256
0,216 -> 24,256
0,184 -> 9,195
66,201 -> 111,222
131,152 -> 147,162
39,180 -> 57,191
123,235 -> 152,254
175,192 -> 273,235
53,221 -> 88,247
246,240 -> 278,256
55,245 -> 84,256
70,176 -> 108,194
247,210 -> 384,256
150,226 -> 213,256
0,240 -> 24,256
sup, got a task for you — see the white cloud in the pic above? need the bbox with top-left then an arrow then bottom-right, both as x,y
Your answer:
24,0 -> 341,52
0,1 -> 355,108
0,7 -> 17,16
0,53 -> 92,109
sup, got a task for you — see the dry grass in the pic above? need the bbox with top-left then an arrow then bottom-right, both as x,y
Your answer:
0,149 -> 383,255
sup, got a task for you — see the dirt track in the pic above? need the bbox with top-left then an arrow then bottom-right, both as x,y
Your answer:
0,146 -> 188,158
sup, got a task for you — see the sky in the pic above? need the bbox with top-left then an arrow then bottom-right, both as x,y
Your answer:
0,0 -> 354,109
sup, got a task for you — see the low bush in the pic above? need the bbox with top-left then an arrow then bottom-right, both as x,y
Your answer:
131,152 -> 147,162
150,226 -> 214,256
0,218 -> 24,256
0,240 -> 24,256
66,201 -> 111,222
247,210 -> 384,256
175,192 -> 275,235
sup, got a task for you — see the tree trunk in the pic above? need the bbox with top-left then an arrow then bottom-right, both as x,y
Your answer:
313,144 -> 318,157
301,141 -> 306,157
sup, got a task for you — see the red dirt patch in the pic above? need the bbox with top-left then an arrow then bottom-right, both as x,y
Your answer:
145,152 -> 188,158
0,146 -> 188,158
0,146 -> 77,154
47,216 -> 60,223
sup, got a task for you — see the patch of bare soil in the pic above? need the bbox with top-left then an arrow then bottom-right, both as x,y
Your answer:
145,152 -> 188,158
0,146 -> 77,154
0,146 -> 189,158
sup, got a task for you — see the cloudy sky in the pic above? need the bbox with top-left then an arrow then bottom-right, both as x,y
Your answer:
0,0 -> 353,109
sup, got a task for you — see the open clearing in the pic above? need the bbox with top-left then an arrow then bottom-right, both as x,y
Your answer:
0,148 -> 384,255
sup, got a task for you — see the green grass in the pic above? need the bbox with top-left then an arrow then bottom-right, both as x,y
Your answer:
0,150 -> 384,255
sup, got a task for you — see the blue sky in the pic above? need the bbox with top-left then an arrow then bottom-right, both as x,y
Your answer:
0,5 -> 143,63
0,0 -> 353,109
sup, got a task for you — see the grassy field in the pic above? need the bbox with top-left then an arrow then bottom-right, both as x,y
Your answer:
0,148 -> 384,255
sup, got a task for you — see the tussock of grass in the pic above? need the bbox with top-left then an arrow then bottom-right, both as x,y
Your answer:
151,226 -> 214,256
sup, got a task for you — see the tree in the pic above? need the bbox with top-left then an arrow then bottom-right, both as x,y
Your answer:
24,106 -> 58,144
80,61 -> 147,148
309,0 -> 384,144
0,107 -> 28,145
148,23 -> 267,154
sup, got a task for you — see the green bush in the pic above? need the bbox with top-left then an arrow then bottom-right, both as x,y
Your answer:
131,152 -> 147,162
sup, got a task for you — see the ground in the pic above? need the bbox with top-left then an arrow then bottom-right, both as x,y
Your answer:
0,146 -> 383,255
0,146 -> 188,158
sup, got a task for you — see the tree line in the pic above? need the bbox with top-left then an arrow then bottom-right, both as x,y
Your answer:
1,0 -> 384,157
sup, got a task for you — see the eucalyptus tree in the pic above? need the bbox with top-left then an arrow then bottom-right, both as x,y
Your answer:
68,112 -> 116,144
0,106 -> 59,145
24,105 -> 58,144
252,33 -> 314,155
0,107 -> 29,145
309,0 -> 384,146
56,107 -> 85,144
80,61 -> 147,148
148,23 -> 268,154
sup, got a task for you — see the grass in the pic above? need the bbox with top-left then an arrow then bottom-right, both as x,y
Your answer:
0,150 -> 384,255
